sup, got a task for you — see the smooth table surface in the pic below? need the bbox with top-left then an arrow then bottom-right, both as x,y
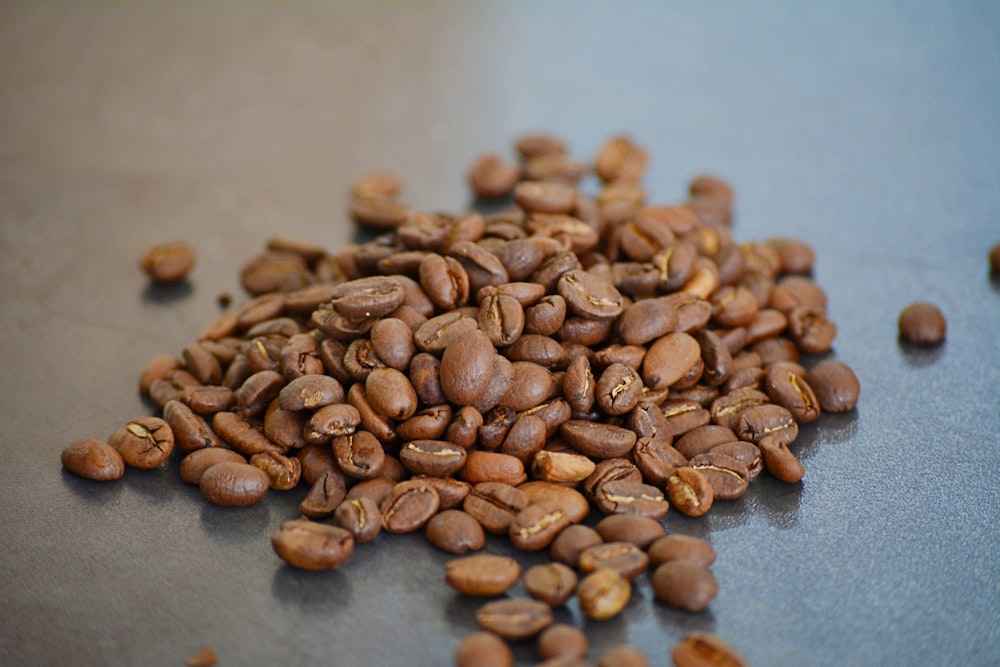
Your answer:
1,3 -> 999,666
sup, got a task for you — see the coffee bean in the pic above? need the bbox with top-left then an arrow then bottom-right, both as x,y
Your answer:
270,518 -> 355,570
595,135 -> 647,183
537,624 -> 589,661
595,362 -> 644,415
531,450 -> 596,485
424,509 -> 485,554
671,632 -> 748,667
582,458 -> 643,501
379,479 -> 440,533
598,645 -> 652,667
518,480 -> 590,524
199,461 -> 270,506
463,481 -> 529,535
212,411 -> 281,456
298,471 -> 347,520
445,554 -> 522,597
61,438 -> 125,481
632,437 -> 687,487
788,306 -> 837,354
560,420 -> 636,459
652,559 -> 718,612
399,439 -> 468,477
139,354 -> 183,394
440,329 -> 495,406
523,562 -> 578,606
578,541 -> 650,580
674,424 -> 736,459
577,567 -> 631,620
455,631 -> 514,667
805,359 -> 860,412
249,450 -> 301,491
475,598 -> 553,641
648,534 -> 717,568
108,416 -> 174,469
593,480 -> 669,519
550,524 -> 604,568
665,467 -> 715,517
179,448 -> 246,485
460,450 -> 527,487
513,180 -> 577,214
709,440 -> 762,479
509,500 -> 572,551
759,435 -> 806,483
594,514 -> 666,549
139,241 -> 195,283
467,153 -> 520,198
332,431 -> 386,480
735,403 -> 798,446
278,374 -> 343,411
557,269 -> 624,320
898,301 -> 947,345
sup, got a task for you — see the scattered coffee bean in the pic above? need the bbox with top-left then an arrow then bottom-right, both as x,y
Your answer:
139,241 -> 195,283
577,567 -> 631,620
523,562 -> 578,606
647,535 -> 717,568
651,559 -> 719,612
270,518 -> 355,570
805,359 -> 860,412
108,416 -> 174,469
199,461 -> 270,506
898,301 -> 947,345
671,632 -> 748,667
598,645 -> 651,667
445,554 -> 521,597
61,438 -> 125,481
424,509 -> 485,554
537,624 -> 589,661
455,631 -> 514,667
475,598 -> 554,641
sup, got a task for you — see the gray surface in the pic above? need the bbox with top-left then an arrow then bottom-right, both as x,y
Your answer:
1,2 -> 999,666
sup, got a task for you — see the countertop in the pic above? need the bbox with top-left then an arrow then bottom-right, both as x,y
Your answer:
1,3 -> 998,666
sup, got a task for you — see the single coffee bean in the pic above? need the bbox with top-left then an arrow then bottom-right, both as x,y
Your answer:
559,420 -> 636,459
671,632 -> 748,667
598,645 -> 651,667
578,541 -> 650,580
475,598 -> 553,642
478,292 -> 525,347
648,534 -> 717,568
163,399 -> 224,454
805,358 -> 861,412
138,353 -> 183,395
399,439 -> 468,477
347,382 -> 397,444
61,438 -> 125,482
460,450 -> 527,486
518,480 -> 590,524
709,440 -> 763,479
660,399 -> 711,437
299,470 -> 348,519
674,424 -> 737,459
550,524 -> 604,568
278,374 -> 343,411
594,514 -> 666,549
736,403 -> 798,446
631,437 -> 687,487
449,240 -> 510,293
759,435 -> 806,483
709,387 -> 769,431
380,479 -> 440,533
413,475 -> 470,510
538,624 -> 589,661
582,458 -> 643,502
523,562 -> 578,606
595,362 -> 644,415
531,450 -> 596,485
439,329 -> 495,406
179,447 -> 246,485
557,269 -> 624,320
445,554 -> 522,596
651,559 -> 719,612
424,509 -> 485,554
467,153 -> 520,198
330,275 -> 405,320
303,403 -> 361,445
344,477 -> 395,507
463,481 -> 529,535
249,450 -> 301,491
271,518 -> 355,571
199,461 -> 270,506
627,400 -> 673,441
331,496 -> 382,543
593,480 -> 669,519
665,467 -> 715,517
139,241 -> 195,283
577,567 -> 631,620
213,411 -> 282,456
419,253 -> 470,310
296,442 -> 340,486
513,180 -> 577,214
178,385 -> 235,415
332,431 -> 386,480
108,416 -> 174,469
787,306 -> 837,354
687,452 -> 749,500
509,501 -> 572,551
455,631 -> 514,667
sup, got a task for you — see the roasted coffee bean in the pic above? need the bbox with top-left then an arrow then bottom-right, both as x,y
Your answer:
418,253 -> 470,310
651,559 -> 718,612
303,403 -> 361,445
460,450 -> 527,486
347,383 -> 397,444
578,541 -> 650,580
330,496 -> 382,542
396,405 -> 452,442
478,292 -> 525,347
632,437 -> 687,487
235,370 -> 285,418
455,631 -> 514,667
249,450 -> 301,491
332,431 -> 386,480
446,405 -> 484,449
299,471 -> 348,519
507,334 -> 566,369
108,416 -> 174,469
178,385 -> 235,414
296,442 -> 340,486
148,368 -> 202,408
278,332 -> 323,379
139,354 -> 183,395
425,509 -> 485,554
380,479 -> 440,533
598,646 -> 651,667
199,461 -> 270,506
641,332 -> 701,392
449,240 -> 510,293
467,152 -> 520,198
665,467 -> 714,517
446,554 -> 521,596
898,301 -> 947,345
648,534 -> 717,568
674,424 -> 736,459
239,251 -> 311,295
163,399 -> 223,453
509,501 -> 572,551
524,295 -> 567,336
560,420 -> 636,459
672,633 -> 748,667
263,399 -> 306,450
736,403 -> 798,446
595,135 -> 647,183
497,361 -> 553,412
364,367 -> 419,421
660,399 -> 711,436
513,180 -> 577,214
751,335 -> 800,365
593,480 -> 669,519
557,269 -> 624,320
594,362 -> 643,416
330,276 -> 405,320
439,330 -> 495,406
765,365 -> 820,423
271,519 -> 354,570
278,374 -> 343,411
627,401 -> 672,441
61,438 -> 125,481
531,450 -> 596,485
518,480 -> 590,524
787,306 -> 837,353
521,399 -> 573,438
709,440 -> 762,479
991,242 -> 1000,273
582,458 -> 643,500
594,514 -> 666,549
399,439 -> 467,477
709,387 -> 770,431
687,452 -> 750,500
476,598 -> 553,641
497,414 -> 547,464
343,477 -> 395,507
139,241 -> 195,283
805,359 -> 860,412
616,297 -> 679,345
463,481 -> 529,534
237,295 -> 289,332
179,448 -> 246,485
538,624 -> 589,661
413,312 -> 478,354
577,567 -> 631,620
562,355 -> 596,413
759,435 -> 806,483
746,308 -> 788,343
549,524 -> 603,568
523,562 -> 578,606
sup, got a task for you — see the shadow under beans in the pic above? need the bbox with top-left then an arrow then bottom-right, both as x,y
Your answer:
61,468 -> 126,505
989,272 -> 1000,297
198,500 -> 273,543
142,279 -> 194,304
271,564 -> 353,612
898,340 -> 946,368
651,602 -> 717,636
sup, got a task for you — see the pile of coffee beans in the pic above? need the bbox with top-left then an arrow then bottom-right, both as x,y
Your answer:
63,132 -> 864,666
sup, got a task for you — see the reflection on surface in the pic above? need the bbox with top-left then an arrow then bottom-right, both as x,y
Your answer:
271,565 -> 352,612
199,500 -> 272,542
142,279 -> 193,304
898,340 -> 946,368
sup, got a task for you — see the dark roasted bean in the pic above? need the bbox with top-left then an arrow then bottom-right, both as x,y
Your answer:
898,301 -> 946,345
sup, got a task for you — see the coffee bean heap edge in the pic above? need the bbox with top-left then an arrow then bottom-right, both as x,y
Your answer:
63,132 -> 865,666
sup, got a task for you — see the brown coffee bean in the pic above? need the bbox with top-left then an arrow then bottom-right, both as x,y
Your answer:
330,276 -> 405,320
687,452 -> 750,500
463,481 -> 529,534
199,461 -> 270,506
660,399 -> 712,437
332,431 -> 386,480
61,438 -> 125,482
108,416 -> 174,469
557,269 -> 624,320
617,297 -> 679,345
524,294 -> 568,336
560,420 -> 636,459
460,451 -> 527,486
709,440 -> 763,479
139,241 -> 195,283
277,374 -> 343,412
598,646 -> 651,667
581,458 -> 642,501
627,401 -> 672,441
399,439 -> 468,477
298,471 -> 348,519
595,135 -> 647,183
632,437 -> 687,487
303,403 -> 361,445
709,387 -> 770,431
991,242 -> 1000,273
648,534 -> 717,568
765,365 -> 820,423
449,240 -> 510,293
759,435 -> 806,483
440,329 -> 495,406
478,292 -> 525,347
642,332 -> 701,391
513,180 -> 577,214
507,334 -> 566,369
138,353 -> 183,395
578,541 -> 650,580
577,567 -> 631,620
212,411 -> 281,457
249,450 -> 301,491
736,403 -> 798,446
523,562 -> 578,606
595,362 -> 644,416
509,501 -> 572,551
674,425 -> 736,459
475,598 -> 553,642
531,450 -> 596,485
593,480 -> 669,519
424,509 -> 485,554
671,632 -> 748,667
549,524 -> 603,568
594,514 -> 666,549
330,496 -> 382,543
665,467 -> 715,517
455,631 -> 514,667
179,448 -> 246,485
467,153 -> 520,198
538,624 -> 589,661
177,385 -> 235,415
518,480 -> 590,524
898,301 -> 947,345
805,359 -> 860,412
446,554 -> 521,596
271,519 -> 354,571
418,253 -> 470,310
380,479 -> 440,533
651,559 -> 718,612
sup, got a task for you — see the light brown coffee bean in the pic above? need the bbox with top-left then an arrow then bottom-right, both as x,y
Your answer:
593,480 -> 669,519
179,448 -> 247,485
687,452 -> 750,500
631,437 -> 687,487
518,480 -> 590,524
139,241 -> 195,283
531,450 -> 596,485
577,567 -> 631,620
648,534 -> 717,568
598,645 -> 651,667
594,514 -> 666,549
476,598 -> 554,642
651,559 -> 718,612
249,450 -> 301,491
671,632 -> 748,667
759,435 -> 806,483
332,496 -> 382,543
468,153 -> 521,198
460,451 -> 527,486
455,631 -> 514,667
108,416 -> 174,469
523,562 -> 578,607
445,554 -> 522,597
425,509 -> 485,554
557,269 -> 625,320
61,438 -> 125,482
399,439 -> 468,477
278,374 -> 344,411
380,479 -> 440,533
270,519 -> 355,571
538,624 -> 589,661
665,467 -> 715,517
199,461 -> 270,506
509,501 -> 572,551
463,482 -> 529,535
736,403 -> 798,446
440,329 -> 496,406
674,425 -> 737,459
578,541 -> 650,580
